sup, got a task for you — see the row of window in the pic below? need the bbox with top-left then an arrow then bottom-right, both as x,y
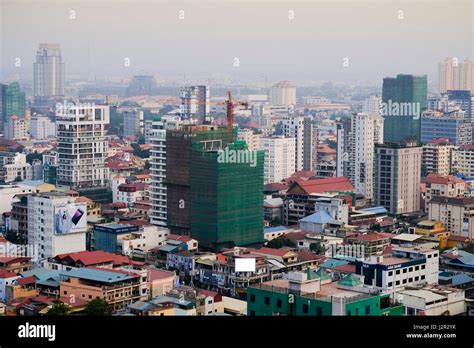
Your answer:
387,275 -> 425,287
387,264 -> 425,276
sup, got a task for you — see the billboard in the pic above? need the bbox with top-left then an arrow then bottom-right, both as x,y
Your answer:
54,202 -> 87,235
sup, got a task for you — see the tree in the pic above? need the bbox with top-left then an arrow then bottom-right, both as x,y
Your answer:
310,242 -> 326,255
47,303 -> 71,316
266,236 -> 296,249
26,152 -> 42,165
85,298 -> 112,316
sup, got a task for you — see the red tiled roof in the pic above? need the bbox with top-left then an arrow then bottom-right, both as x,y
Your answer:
331,264 -> 356,273
297,251 -> 324,262
167,234 -> 192,243
198,288 -> 222,302
54,250 -> 143,267
16,276 -> 36,286
287,177 -> 353,195
0,269 -> 17,279
0,256 -> 31,264
149,268 -> 175,281
247,247 -> 295,257
447,235 -> 470,242
264,182 -> 288,191
426,173 -> 465,185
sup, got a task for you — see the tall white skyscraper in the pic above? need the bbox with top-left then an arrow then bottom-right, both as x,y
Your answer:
34,43 -> 65,106
270,81 -> 296,107
56,103 -> 109,189
260,136 -> 296,184
123,110 -> 144,138
149,116 -> 167,226
282,116 -> 305,172
439,58 -> 474,93
180,85 -> 210,123
337,113 -> 384,200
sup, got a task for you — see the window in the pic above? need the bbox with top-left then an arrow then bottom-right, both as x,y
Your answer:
395,280 -> 400,286
388,271 -> 393,276
396,269 -> 401,275
414,276 -> 419,281
402,279 -> 407,284
387,282 -> 393,287
409,267 -> 413,272
208,300 -> 213,304
415,266 -> 419,271
408,278 -> 413,282
347,310 -> 351,316
302,304 -> 309,314
316,307 -> 323,316
249,310 -> 255,316
421,275 -> 425,280
250,294 -> 256,303
403,268 -> 407,274
276,299 -> 282,308
365,305 -> 370,315
264,297 -> 270,305
63,291 -> 67,295
421,265 -> 425,270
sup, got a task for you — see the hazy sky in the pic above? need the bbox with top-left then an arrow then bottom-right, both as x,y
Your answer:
1,0 -> 473,85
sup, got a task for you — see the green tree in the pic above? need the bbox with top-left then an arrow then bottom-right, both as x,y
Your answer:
85,298 -> 112,316
47,303 -> 71,316
26,152 -> 43,165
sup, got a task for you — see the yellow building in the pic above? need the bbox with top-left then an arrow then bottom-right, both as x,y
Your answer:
415,220 -> 450,244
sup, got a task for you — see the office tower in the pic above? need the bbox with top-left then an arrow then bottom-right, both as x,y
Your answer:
439,58 -> 474,93
269,81 -> 296,107
123,110 -> 144,138
446,90 -> 474,135
421,109 -> 472,145
33,43 -> 65,106
30,115 -> 56,139
126,75 -> 158,97
4,116 -> 29,141
337,113 -> 384,200
282,116 -> 306,172
191,141 -> 264,251
260,136 -> 296,184
362,96 -> 382,114
303,117 -> 318,171
237,128 -> 261,151
27,192 -> 87,266
0,82 -> 26,132
374,142 -> 422,214
56,103 -> 109,189
422,139 -> 456,176
180,85 -> 210,123
149,116 -> 167,227
382,74 -> 427,143
165,125 -> 232,234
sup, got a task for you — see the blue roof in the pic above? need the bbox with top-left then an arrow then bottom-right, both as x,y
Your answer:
18,180 -> 49,187
320,259 -> 349,269
60,268 -> 136,283
452,274 -> 474,286
20,269 -> 61,283
448,257 -> 474,269
299,210 -> 337,225
264,226 -> 288,233
159,244 -> 179,253
359,206 -> 388,214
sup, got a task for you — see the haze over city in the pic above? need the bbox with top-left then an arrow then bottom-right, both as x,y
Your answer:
1,0 -> 473,85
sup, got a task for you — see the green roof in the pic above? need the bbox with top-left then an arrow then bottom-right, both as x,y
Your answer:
338,273 -> 362,287
314,268 -> 331,281
306,268 -> 319,280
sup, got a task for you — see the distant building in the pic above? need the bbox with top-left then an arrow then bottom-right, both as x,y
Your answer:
237,128 -> 261,151
5,116 -> 28,141
424,173 -> 466,212
337,113 -> 384,200
452,145 -> 474,179
123,110 -> 144,138
269,81 -> 296,107
126,75 -> 157,97
33,43 -> 65,107
382,74 -> 427,143
374,142 -> 422,214
422,139 -> 456,176
260,136 -> 296,184
30,115 -> 55,139
421,109 -> 472,145
0,82 -> 25,132
180,85 -> 210,123
438,58 -> 474,93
